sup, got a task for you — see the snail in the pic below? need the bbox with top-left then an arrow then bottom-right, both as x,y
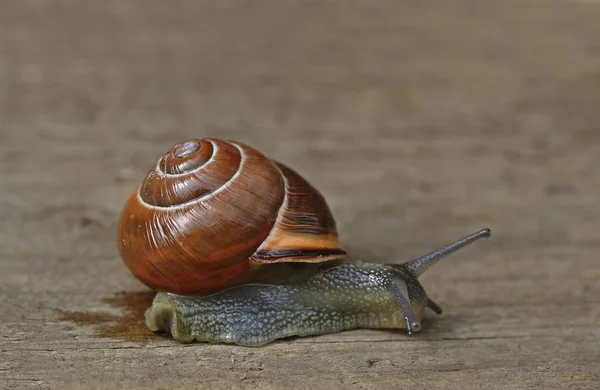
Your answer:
117,137 -> 491,346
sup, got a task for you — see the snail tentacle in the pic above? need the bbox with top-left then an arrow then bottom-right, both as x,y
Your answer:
391,280 -> 421,334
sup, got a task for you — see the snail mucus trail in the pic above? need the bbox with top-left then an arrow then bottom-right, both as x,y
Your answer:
117,138 -> 491,346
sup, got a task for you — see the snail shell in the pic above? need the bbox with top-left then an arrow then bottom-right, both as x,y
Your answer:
117,138 -> 348,294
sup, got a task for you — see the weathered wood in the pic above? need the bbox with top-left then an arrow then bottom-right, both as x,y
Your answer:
1,0 -> 600,388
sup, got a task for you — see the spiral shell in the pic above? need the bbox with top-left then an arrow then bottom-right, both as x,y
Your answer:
117,138 -> 348,294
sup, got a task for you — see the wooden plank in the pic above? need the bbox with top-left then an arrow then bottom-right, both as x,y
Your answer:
1,0 -> 600,388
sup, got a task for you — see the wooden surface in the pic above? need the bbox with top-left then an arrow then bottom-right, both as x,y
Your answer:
1,1 -> 600,389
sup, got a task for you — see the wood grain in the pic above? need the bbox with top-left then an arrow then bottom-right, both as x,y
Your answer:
1,0 -> 599,389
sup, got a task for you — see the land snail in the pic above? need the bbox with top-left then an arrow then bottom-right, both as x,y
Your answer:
117,137 -> 491,346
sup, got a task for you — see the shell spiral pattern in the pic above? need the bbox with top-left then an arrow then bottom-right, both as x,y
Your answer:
117,138 -> 347,294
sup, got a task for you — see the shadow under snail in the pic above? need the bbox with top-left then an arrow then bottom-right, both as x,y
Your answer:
117,137 -> 491,346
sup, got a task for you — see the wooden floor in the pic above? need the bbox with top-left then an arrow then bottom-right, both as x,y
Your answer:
1,1 -> 600,388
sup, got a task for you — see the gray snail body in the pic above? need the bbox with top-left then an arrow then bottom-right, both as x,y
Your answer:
117,138 -> 491,346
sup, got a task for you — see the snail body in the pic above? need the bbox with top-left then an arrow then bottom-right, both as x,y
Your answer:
117,138 -> 491,346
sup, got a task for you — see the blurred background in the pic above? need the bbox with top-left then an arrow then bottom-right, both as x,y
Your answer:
1,1 -> 599,388
2,1 -> 598,260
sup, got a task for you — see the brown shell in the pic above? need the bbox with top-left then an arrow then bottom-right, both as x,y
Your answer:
117,138 -> 348,295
